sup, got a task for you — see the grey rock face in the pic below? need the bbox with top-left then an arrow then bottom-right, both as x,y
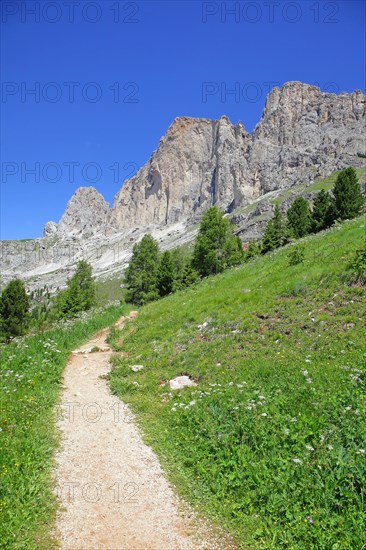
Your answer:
248,82 -> 365,193
1,81 -> 365,291
108,82 -> 365,231
56,187 -> 110,238
43,221 -> 58,237
108,116 -> 254,231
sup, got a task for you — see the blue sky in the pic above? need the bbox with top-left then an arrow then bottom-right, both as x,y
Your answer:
1,0 -> 365,239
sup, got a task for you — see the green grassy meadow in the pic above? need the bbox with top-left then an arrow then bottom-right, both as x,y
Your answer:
108,218 -> 366,549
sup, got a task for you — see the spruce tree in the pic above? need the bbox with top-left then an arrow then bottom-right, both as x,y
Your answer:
262,205 -> 290,254
261,219 -> 277,254
157,251 -> 175,297
287,197 -> 312,238
192,206 -> 243,277
311,189 -> 336,232
0,279 -> 30,340
124,235 -> 160,305
53,260 -> 96,318
178,260 -> 199,289
333,167 -> 364,220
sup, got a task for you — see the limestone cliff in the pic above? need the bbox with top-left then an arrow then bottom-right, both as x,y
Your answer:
1,81 -> 365,291
106,82 -> 365,231
55,187 -> 110,238
108,116 -> 253,230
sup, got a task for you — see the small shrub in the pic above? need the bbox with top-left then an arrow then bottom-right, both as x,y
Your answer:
348,241 -> 366,283
288,244 -> 305,266
244,241 -> 261,261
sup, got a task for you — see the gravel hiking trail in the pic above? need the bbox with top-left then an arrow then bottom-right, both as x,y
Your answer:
54,313 -> 234,550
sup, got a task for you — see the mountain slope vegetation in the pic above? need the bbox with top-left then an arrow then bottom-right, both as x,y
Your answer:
108,218 -> 366,549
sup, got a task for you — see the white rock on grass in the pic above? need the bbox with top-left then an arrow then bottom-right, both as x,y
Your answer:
130,365 -> 144,372
169,376 -> 197,390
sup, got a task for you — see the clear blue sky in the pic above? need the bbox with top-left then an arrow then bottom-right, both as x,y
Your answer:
1,0 -> 365,239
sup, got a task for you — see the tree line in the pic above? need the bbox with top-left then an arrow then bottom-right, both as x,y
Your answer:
0,167 -> 364,339
124,167 -> 364,303
124,205 -> 244,305
259,166 -> 364,255
0,261 -> 96,341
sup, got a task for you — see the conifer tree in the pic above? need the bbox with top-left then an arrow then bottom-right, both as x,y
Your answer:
333,167 -> 364,220
192,206 -> 243,277
178,260 -> 200,289
262,205 -> 291,253
287,197 -> 312,238
53,260 -> 96,318
157,251 -> 175,297
311,189 -> 336,232
0,279 -> 30,340
124,235 -> 160,305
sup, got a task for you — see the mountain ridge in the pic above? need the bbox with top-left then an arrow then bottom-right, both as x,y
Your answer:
1,81 -> 365,290
46,81 -> 365,237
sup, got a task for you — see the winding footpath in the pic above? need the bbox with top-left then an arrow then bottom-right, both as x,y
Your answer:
53,313 -> 232,550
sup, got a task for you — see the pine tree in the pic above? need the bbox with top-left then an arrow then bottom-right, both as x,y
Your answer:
261,205 -> 291,254
53,260 -> 96,318
311,189 -> 336,232
333,167 -> 364,220
192,206 -> 244,277
157,251 -> 175,297
178,260 -> 199,289
124,235 -> 160,305
287,197 -> 312,238
261,219 -> 277,254
0,279 -> 30,340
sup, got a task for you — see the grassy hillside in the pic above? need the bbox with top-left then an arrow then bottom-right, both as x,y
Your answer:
0,304 -> 127,549
108,218 -> 366,549
95,275 -> 124,306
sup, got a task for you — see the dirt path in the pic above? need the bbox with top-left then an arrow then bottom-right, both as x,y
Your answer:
53,313 -> 231,550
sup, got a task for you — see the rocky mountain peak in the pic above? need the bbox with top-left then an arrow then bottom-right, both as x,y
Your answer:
107,82 -> 364,231
43,220 -> 58,237
55,186 -> 110,238
107,115 -> 252,231
2,81 -> 365,292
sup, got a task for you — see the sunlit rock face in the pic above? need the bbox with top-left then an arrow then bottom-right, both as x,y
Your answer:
1,82 -> 365,290
108,82 -> 365,230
